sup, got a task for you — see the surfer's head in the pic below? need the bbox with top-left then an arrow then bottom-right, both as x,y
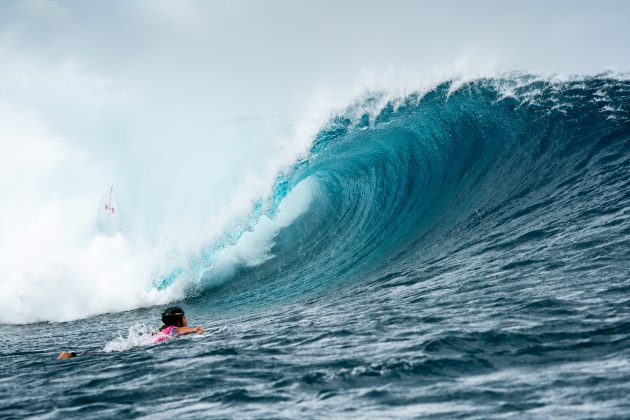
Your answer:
161,306 -> 187,328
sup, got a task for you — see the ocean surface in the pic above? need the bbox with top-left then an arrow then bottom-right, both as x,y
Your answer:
2,75 -> 630,418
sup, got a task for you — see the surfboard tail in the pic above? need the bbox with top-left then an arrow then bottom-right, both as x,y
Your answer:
97,185 -> 122,234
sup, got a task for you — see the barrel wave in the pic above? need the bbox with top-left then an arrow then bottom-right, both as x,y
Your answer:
199,75 -> 630,315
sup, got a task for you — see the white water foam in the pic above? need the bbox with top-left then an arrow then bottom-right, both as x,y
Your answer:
102,323 -> 160,353
200,176 -> 317,288
0,98 -> 319,324
103,323 -> 227,353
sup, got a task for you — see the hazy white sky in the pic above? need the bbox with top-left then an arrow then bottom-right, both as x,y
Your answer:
2,0 -> 629,124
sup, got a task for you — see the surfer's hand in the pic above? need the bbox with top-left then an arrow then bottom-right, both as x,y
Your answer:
58,351 -> 76,360
195,326 -> 204,335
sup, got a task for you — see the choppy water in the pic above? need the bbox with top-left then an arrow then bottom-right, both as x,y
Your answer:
2,75 -> 630,418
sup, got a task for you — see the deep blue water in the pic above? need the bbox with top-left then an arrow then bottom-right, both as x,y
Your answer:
2,75 -> 630,418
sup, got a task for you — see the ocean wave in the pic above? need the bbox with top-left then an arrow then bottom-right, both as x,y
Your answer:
193,75 -> 630,312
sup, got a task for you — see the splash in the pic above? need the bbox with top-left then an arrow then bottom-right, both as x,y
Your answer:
103,323 -> 161,353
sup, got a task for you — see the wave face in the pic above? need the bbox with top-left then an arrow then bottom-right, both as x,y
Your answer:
199,75 -> 630,312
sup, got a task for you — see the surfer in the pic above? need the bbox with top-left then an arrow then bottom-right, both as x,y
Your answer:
57,306 -> 204,359
154,306 -> 204,343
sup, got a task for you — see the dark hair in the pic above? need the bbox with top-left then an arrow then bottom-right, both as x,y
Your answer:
161,306 -> 185,329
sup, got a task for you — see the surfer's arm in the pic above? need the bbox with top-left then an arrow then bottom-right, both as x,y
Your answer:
175,326 -> 204,335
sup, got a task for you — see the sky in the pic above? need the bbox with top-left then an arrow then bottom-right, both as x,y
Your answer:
2,0 -> 629,124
